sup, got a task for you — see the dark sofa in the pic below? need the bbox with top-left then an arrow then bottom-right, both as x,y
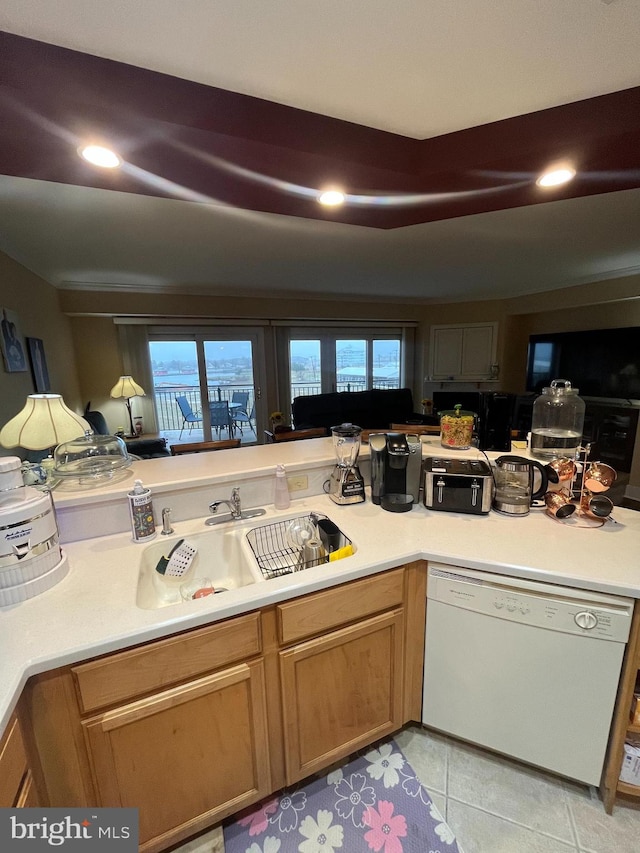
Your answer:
291,388 -> 427,430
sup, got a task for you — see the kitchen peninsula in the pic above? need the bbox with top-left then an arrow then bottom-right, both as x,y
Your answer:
1,437 -> 640,850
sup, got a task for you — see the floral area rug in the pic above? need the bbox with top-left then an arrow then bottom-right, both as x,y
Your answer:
223,739 -> 459,853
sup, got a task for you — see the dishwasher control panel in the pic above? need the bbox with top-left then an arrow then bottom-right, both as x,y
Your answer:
428,565 -> 632,643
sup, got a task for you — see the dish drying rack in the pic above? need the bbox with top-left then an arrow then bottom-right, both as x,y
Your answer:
245,512 -> 351,580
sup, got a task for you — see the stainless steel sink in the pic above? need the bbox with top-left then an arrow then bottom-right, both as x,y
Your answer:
136,524 -> 264,609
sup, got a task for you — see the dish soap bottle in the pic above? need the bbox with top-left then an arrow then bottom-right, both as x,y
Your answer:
274,464 -> 291,509
128,479 -> 157,542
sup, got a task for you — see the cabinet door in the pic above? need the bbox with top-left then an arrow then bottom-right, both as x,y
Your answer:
431,327 -> 464,378
460,324 -> 495,378
430,323 -> 496,380
0,715 -> 28,807
280,609 -> 404,784
83,661 -> 270,853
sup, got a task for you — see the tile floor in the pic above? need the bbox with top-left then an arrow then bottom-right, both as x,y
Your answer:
172,724 -> 640,853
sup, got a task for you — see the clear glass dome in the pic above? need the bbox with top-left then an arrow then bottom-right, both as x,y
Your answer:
53,432 -> 131,480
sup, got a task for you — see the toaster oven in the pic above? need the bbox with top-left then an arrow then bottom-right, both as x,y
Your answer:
423,457 -> 493,514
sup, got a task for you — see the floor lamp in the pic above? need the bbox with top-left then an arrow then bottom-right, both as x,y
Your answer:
110,376 -> 146,438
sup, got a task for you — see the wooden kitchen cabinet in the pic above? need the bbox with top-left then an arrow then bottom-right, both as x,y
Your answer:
22,612 -> 270,853
280,609 -> 404,784
429,322 -> 497,381
602,600 -> 640,812
20,562 -> 426,852
77,612 -> 270,853
276,567 -> 411,784
0,712 -> 39,808
83,660 -> 270,852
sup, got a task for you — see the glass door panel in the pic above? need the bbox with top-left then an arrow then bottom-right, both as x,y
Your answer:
149,329 -> 265,444
373,339 -> 400,388
290,339 -> 322,403
203,339 -> 256,440
149,340 -> 203,440
336,340 -> 366,391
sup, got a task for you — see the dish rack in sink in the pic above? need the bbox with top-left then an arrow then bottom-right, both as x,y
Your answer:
245,513 -> 352,580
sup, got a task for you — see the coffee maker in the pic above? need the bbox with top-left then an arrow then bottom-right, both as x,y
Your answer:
369,433 -> 422,506
477,392 -> 515,451
327,423 -> 365,504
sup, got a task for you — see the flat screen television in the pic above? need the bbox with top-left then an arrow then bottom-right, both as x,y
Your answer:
526,327 -> 640,399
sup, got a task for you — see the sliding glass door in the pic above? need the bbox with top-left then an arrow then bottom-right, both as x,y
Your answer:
149,328 -> 266,444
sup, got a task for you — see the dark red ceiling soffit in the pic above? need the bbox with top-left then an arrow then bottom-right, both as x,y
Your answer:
1,31 -> 639,229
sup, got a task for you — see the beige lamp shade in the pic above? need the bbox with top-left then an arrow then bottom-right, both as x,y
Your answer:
110,376 -> 146,399
0,394 -> 90,450
110,375 -> 146,437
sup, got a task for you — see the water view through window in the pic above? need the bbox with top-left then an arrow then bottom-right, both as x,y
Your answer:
289,337 -> 400,401
149,339 -> 256,442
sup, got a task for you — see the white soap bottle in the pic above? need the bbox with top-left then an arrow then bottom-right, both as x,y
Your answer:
128,479 -> 157,542
274,464 -> 291,509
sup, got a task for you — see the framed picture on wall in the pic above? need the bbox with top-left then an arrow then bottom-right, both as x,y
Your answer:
0,307 -> 28,372
26,337 -> 51,392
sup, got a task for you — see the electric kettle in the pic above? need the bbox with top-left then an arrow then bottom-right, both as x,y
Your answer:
492,455 -> 548,516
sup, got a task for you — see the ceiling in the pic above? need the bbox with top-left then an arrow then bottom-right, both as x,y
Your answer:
1,0 -> 640,304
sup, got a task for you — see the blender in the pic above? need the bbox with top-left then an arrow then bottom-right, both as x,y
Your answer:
327,423 -> 365,504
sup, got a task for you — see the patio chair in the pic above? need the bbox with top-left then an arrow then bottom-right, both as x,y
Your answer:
176,395 -> 202,439
209,400 -> 232,438
231,391 -> 255,437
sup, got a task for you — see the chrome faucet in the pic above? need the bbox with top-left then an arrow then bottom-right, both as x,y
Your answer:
161,507 -> 174,535
209,487 -> 243,520
206,487 -> 266,526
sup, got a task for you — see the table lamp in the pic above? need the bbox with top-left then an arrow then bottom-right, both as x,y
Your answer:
110,375 -> 146,438
0,393 -> 90,464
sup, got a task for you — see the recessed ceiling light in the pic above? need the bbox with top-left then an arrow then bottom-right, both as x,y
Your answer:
536,166 -> 576,188
79,145 -> 122,168
318,189 -> 346,207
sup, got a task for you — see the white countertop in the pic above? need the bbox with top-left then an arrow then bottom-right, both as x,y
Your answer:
2,437 -> 639,735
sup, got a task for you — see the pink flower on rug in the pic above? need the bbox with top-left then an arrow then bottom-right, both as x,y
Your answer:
362,800 -> 407,853
238,797 -> 279,836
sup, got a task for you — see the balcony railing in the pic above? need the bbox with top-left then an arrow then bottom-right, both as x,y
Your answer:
291,380 -> 399,395
154,385 -> 255,432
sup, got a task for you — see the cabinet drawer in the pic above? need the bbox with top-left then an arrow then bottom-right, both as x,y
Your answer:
73,612 -> 262,713
0,716 -> 27,807
277,568 -> 404,645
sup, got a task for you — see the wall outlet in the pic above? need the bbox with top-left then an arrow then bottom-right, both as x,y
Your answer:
287,474 -> 308,492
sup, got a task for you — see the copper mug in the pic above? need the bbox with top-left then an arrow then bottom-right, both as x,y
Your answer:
584,462 -> 616,493
580,493 -> 614,518
546,457 -> 577,484
545,491 -> 576,519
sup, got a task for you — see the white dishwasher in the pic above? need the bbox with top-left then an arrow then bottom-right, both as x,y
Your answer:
422,564 -> 633,785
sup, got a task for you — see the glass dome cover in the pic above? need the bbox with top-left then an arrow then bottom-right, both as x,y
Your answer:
53,432 -> 131,479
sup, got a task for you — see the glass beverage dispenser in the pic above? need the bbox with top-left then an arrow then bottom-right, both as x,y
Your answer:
530,379 -> 585,460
